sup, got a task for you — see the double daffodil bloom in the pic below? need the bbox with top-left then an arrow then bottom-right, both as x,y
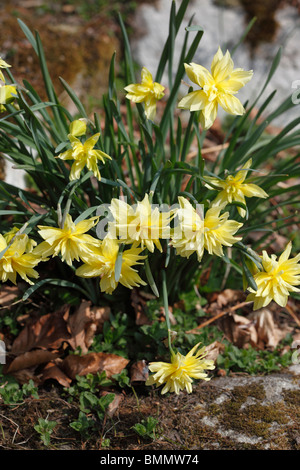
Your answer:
76,237 -> 147,295
3,227 -> 37,252
178,47 -> 253,129
204,205 -> 243,257
124,67 -> 165,121
171,196 -> 204,261
171,197 -> 242,261
146,343 -> 215,395
108,194 -> 172,253
246,242 -> 300,310
205,159 -> 268,217
0,57 -> 11,82
34,214 -> 99,266
0,233 -> 41,285
57,131 -> 111,181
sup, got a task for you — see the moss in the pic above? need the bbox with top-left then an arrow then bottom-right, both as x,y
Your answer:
246,403 -> 289,425
207,382 -> 274,438
282,389 -> 300,408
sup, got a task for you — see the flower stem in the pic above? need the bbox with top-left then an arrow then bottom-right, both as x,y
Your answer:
161,269 -> 174,355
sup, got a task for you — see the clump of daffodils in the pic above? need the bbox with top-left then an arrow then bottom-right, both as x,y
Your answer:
76,237 -> 147,294
57,120 -> 111,181
146,343 -> 215,395
0,231 -> 41,285
246,242 -> 300,310
205,159 -> 268,218
125,67 -> 165,121
178,47 -> 253,129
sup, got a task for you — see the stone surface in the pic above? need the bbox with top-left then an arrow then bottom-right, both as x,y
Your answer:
148,365 -> 300,449
131,0 -> 300,126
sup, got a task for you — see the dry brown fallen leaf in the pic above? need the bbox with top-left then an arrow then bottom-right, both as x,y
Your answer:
248,308 -> 293,350
61,352 -> 129,379
0,285 -> 21,307
208,289 -> 246,310
218,312 -> 258,349
66,300 -> 110,353
11,304 -> 71,354
204,341 -> 224,362
130,289 -> 152,326
217,307 -> 294,351
100,391 -> 124,418
3,349 -> 60,374
40,361 -> 72,388
130,360 -> 149,384
8,368 -> 41,386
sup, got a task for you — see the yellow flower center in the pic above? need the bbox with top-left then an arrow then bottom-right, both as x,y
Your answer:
203,82 -> 219,101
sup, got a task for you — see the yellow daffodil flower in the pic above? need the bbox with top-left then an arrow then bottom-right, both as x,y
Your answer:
171,196 -> 204,261
124,67 -> 165,121
178,47 -> 253,129
34,214 -> 99,266
146,343 -> 215,395
246,242 -> 300,310
108,194 -> 172,253
205,159 -> 268,217
0,233 -> 40,285
3,227 -> 37,252
0,84 -> 17,111
171,197 -> 242,260
76,237 -> 147,294
57,132 -> 111,181
204,205 -> 243,257
0,58 -> 11,82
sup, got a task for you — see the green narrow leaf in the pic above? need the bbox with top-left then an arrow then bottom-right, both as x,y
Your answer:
17,19 -> 38,54
115,244 -> 125,282
22,279 -> 89,301
242,256 -> 258,291
230,17 -> 257,57
108,51 -> 116,100
144,258 -> 159,297
155,0 -> 191,83
59,77 -> 88,119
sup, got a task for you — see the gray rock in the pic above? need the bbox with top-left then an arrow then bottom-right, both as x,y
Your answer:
131,0 -> 300,127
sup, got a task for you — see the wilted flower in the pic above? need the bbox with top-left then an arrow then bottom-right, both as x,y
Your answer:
146,343 -> 215,395
0,58 -> 11,82
178,47 -> 253,129
205,159 -> 268,217
57,131 -> 111,181
171,197 -> 242,260
124,67 -> 165,121
76,237 -> 147,294
108,194 -> 172,253
0,233 -> 41,285
246,242 -> 300,310
34,214 -> 99,266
